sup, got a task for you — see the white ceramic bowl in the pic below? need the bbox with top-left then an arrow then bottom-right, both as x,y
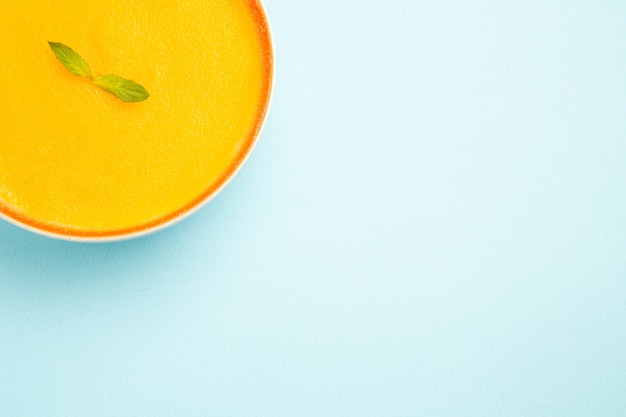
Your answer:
0,0 -> 274,242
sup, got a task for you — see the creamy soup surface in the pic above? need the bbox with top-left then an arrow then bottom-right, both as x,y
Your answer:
0,0 -> 272,237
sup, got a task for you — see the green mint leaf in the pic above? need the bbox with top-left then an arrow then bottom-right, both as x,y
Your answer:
94,74 -> 150,103
48,41 -> 92,78
47,41 -> 150,103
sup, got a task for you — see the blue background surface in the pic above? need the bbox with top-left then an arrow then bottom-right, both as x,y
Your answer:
1,1 -> 626,415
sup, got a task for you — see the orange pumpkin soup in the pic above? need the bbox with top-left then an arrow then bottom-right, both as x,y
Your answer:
0,0 -> 272,239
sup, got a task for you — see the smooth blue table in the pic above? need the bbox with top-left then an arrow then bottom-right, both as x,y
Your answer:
1,1 -> 625,415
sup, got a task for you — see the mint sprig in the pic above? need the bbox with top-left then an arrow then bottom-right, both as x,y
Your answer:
48,41 -> 150,103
